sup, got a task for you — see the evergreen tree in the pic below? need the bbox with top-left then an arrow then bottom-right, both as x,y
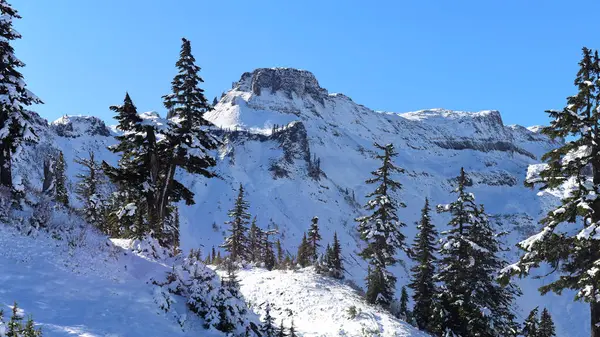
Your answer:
161,37 -> 218,221
408,198 -> 438,332
318,232 -> 344,279
211,246 -> 217,264
75,151 -> 106,229
399,286 -> 410,321
522,307 -> 539,337
308,216 -> 321,263
54,151 -> 68,206
296,233 -> 311,268
539,308 -> 556,337
262,228 -> 277,271
355,143 -> 406,307
222,184 -> 251,262
260,303 -> 276,337
0,0 -> 43,194
276,320 -> 288,337
248,217 -> 261,263
212,96 -> 218,107
1,302 -> 42,337
288,319 -> 297,337
435,168 -> 520,337
103,94 -> 156,239
365,266 -> 387,306
276,238 -> 284,268
501,47 -> 600,337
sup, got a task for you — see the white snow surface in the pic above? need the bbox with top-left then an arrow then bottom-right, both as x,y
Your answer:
0,223 -> 217,337
230,267 -> 429,337
6,67 -> 586,336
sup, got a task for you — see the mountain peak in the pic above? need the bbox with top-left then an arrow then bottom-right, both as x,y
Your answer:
50,115 -> 112,138
236,68 -> 328,101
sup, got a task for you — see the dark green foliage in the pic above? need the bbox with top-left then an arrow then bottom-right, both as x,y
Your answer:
276,320 -> 288,337
222,184 -> 251,262
54,151 -> 68,206
435,168 -> 520,337
408,198 -> 438,332
522,307 -> 539,337
316,232 -> 344,279
276,239 -> 284,268
288,319 -> 297,337
399,286 -> 410,321
356,143 -> 406,307
365,266 -> 389,306
103,93 -> 156,239
296,233 -> 311,268
162,37 -> 218,179
75,151 -> 106,229
261,228 -> 277,271
308,216 -> 321,263
248,217 -> 262,262
539,308 -> 556,337
0,0 -> 43,193
1,302 -> 42,337
502,47 -> 600,336
260,303 -> 276,337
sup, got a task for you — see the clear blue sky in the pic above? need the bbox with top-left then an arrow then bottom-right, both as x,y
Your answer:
11,0 -> 600,127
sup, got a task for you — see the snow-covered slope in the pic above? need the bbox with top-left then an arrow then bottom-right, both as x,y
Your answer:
232,267 -> 429,337
0,219 -> 218,336
7,67 -> 584,336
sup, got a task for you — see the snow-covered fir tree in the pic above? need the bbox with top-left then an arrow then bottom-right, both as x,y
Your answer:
398,286 -> 411,322
501,47 -> 600,337
296,233 -> 311,268
276,320 -> 288,337
329,232 -> 344,279
260,303 -> 276,337
538,308 -> 556,337
435,168 -> 520,337
522,307 -> 539,337
54,151 -> 68,206
261,228 -> 277,270
155,250 -> 258,336
248,217 -> 262,263
0,302 -> 42,337
316,232 -> 344,279
275,238 -> 284,268
288,319 -> 297,337
308,216 -> 321,263
74,151 -> 106,229
161,37 -> 219,221
222,184 -> 251,262
103,93 -> 156,239
0,0 -> 42,196
408,198 -> 438,333
355,142 -> 407,307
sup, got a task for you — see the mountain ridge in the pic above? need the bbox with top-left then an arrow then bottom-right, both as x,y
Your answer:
12,67 -> 581,336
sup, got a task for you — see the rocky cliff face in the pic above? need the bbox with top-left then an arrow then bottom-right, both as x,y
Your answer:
16,67 -> 581,336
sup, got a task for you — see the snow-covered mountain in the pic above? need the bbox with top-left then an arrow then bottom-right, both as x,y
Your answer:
5,67 -> 587,336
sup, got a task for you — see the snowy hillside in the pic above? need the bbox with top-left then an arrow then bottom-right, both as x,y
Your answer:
0,219 -> 217,336
231,267 -> 429,337
6,67 -> 586,336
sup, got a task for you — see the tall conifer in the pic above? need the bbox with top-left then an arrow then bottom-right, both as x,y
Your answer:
408,198 -> 438,332
356,143 -> 406,307
0,0 -> 42,194
502,47 -> 600,337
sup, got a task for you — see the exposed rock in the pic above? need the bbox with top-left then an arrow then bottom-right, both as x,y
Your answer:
51,115 -> 112,138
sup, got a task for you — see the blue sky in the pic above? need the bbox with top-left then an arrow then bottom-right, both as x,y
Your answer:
11,0 -> 600,127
